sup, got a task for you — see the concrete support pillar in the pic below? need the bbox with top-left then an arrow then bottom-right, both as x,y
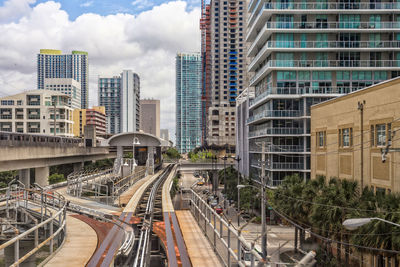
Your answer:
73,162 -> 84,172
18,169 -> 30,188
35,166 -> 49,187
147,146 -> 154,175
117,146 -> 123,158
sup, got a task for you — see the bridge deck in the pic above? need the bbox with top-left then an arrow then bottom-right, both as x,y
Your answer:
44,214 -> 97,267
162,164 -> 177,213
175,210 -> 222,267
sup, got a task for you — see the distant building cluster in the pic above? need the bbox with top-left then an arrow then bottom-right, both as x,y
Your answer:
0,49 -> 170,142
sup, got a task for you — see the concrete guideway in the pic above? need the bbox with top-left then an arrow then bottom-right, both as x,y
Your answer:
43,214 -> 98,267
123,168 -> 165,213
176,211 -> 222,267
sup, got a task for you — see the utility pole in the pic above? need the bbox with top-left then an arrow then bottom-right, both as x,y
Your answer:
261,142 -> 267,261
358,100 -> 365,193
235,156 -> 241,226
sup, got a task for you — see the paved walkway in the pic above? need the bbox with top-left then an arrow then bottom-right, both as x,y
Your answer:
44,214 -> 98,266
176,210 -> 222,267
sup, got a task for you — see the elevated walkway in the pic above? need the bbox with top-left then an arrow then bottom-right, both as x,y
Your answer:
176,210 -> 222,267
43,214 -> 97,267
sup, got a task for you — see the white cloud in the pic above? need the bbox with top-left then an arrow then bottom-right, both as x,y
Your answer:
0,0 -> 200,142
80,1 -> 94,8
0,0 -> 36,23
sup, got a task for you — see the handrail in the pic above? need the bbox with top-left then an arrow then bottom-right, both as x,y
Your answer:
0,187 -> 67,266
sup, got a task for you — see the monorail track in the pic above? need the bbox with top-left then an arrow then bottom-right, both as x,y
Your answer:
128,164 -> 174,267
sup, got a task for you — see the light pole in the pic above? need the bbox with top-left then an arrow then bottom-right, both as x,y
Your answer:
234,156 -> 241,226
132,136 -> 140,172
343,217 -> 400,230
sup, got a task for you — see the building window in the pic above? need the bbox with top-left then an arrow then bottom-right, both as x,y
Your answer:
376,124 -> 386,146
318,131 -> 326,148
339,128 -> 352,148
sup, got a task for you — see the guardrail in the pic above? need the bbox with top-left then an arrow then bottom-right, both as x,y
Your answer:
0,183 -> 67,266
188,189 -> 266,267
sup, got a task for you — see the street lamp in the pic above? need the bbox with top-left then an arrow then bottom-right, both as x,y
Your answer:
237,184 -> 267,261
343,217 -> 400,231
132,137 -> 140,172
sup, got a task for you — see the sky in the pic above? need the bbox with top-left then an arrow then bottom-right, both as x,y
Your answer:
0,0 -> 202,143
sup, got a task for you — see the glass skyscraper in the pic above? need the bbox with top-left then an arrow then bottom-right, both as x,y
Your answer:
37,49 -> 89,109
176,53 -> 202,153
246,0 -> 400,186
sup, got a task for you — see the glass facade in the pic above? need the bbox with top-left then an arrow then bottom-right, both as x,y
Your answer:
247,0 -> 400,186
176,53 -> 202,153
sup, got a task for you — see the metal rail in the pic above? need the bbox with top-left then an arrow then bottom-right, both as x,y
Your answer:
188,189 -> 266,267
0,184 -> 67,267
132,165 -> 174,267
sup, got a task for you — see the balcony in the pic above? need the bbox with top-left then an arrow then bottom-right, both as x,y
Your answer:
261,2 -> 400,11
247,110 -> 305,124
250,87 -> 341,107
249,127 -> 305,137
250,144 -> 308,153
247,20 -> 400,44
251,161 -> 305,170
250,60 -> 400,86
248,40 -> 400,70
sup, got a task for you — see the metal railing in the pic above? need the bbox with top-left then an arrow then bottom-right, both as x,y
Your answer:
247,110 -> 305,124
250,60 -> 400,85
260,1 -> 400,11
250,87 -> 342,107
188,189 -> 266,267
0,183 -> 67,266
249,127 -> 305,137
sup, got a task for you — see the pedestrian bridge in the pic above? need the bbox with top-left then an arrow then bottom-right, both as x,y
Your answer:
177,161 -> 235,172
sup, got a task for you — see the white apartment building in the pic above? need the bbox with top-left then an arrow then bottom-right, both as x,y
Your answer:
246,0 -> 400,186
0,90 -> 74,137
44,78 -> 81,109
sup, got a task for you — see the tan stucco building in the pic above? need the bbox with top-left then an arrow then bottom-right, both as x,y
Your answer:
311,78 -> 400,193
73,106 -> 106,137
140,99 -> 160,137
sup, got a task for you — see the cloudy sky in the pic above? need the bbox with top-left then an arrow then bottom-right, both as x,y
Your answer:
0,0 -> 201,142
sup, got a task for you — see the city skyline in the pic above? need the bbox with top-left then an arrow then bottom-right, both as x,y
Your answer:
0,0 -> 202,143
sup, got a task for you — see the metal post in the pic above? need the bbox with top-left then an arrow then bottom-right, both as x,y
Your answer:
213,213 -> 216,251
236,156 -> 241,226
227,223 -> 231,267
237,230 -> 242,264
14,239 -> 19,266
50,220 -> 54,254
261,142 -> 267,261
358,100 -> 365,194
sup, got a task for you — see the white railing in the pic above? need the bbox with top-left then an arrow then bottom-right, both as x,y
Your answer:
247,110 -> 305,124
248,127 -> 305,137
0,184 -> 67,266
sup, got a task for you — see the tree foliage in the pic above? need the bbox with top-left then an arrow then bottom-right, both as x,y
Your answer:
48,173 -> 65,185
270,175 -> 400,264
164,148 -> 181,159
0,171 -> 17,188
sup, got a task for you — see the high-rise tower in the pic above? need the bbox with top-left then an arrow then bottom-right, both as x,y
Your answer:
37,49 -> 89,109
202,0 -> 249,149
246,0 -> 400,186
176,52 -> 202,153
98,70 -> 140,134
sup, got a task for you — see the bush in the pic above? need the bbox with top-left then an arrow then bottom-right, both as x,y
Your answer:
48,173 -> 65,185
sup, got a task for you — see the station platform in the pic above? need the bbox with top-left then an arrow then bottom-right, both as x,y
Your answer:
43,214 -> 98,266
176,210 -> 222,267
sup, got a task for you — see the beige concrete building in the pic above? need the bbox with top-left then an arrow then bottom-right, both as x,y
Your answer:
73,106 -> 106,137
311,78 -> 400,193
140,99 -> 160,137
0,90 -> 73,137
